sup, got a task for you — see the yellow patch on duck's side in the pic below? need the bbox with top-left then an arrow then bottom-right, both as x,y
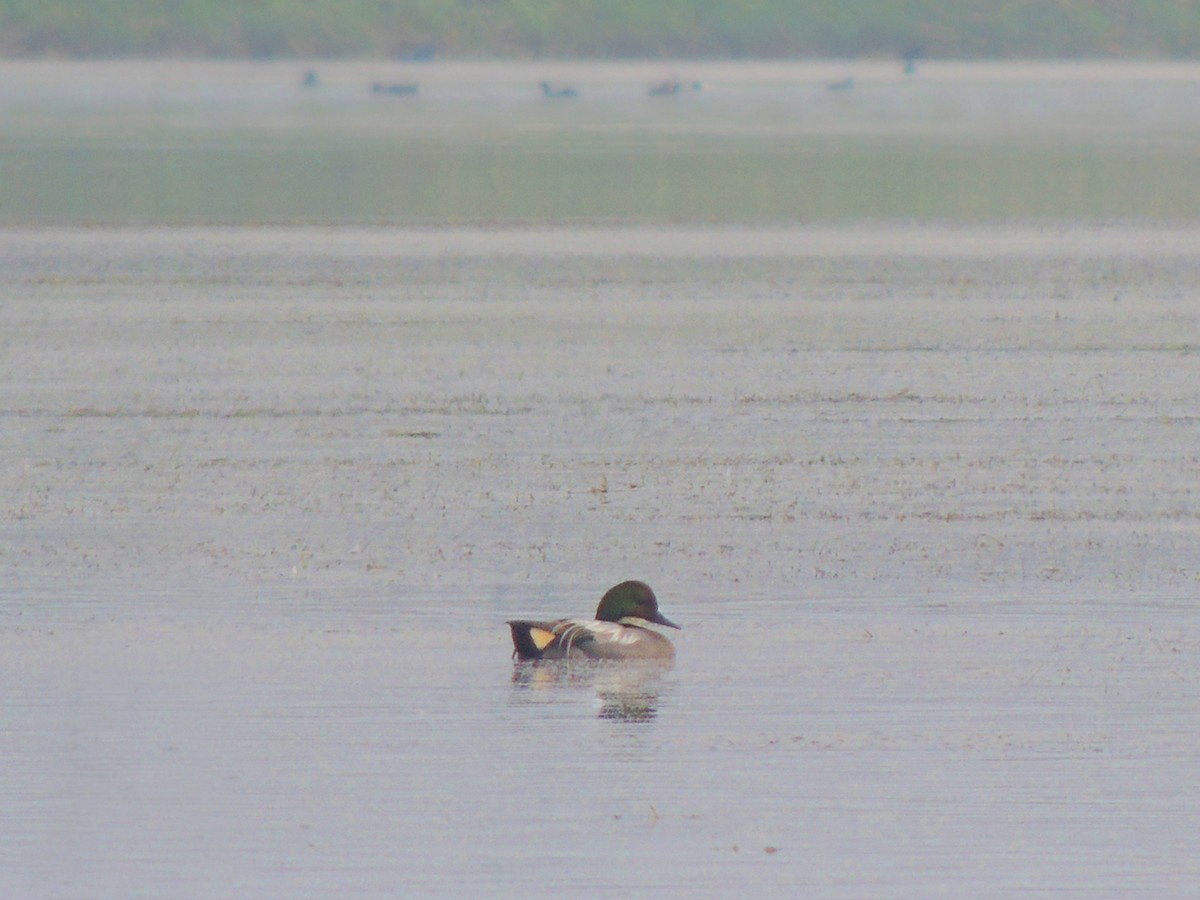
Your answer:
530,627 -> 558,651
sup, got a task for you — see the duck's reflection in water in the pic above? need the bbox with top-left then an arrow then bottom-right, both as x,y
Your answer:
511,660 -> 672,723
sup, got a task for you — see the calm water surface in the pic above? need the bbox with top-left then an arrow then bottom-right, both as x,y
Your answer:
8,594 -> 1199,896
3,60 -> 1200,897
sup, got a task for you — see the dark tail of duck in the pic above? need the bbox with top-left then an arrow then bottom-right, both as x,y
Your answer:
508,620 -> 551,660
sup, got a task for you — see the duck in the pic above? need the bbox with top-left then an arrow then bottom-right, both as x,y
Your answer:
539,81 -> 579,99
371,82 -> 419,96
507,580 -> 679,661
647,78 -> 683,97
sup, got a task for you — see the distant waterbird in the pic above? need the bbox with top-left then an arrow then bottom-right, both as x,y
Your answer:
902,46 -> 923,75
371,82 -> 419,96
539,81 -> 579,99
648,78 -> 705,96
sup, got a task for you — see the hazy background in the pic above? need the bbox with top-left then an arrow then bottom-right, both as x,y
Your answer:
1,0 -> 1198,59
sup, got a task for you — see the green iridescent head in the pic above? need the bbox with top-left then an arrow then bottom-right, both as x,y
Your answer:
594,581 -> 679,629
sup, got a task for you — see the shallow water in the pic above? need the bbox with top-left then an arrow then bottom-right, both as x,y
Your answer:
8,601 -> 1200,897
3,59 -> 1200,223
4,60 -> 1200,897
4,224 -> 1200,896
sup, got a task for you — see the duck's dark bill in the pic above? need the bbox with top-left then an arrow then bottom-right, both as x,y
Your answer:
653,612 -> 680,629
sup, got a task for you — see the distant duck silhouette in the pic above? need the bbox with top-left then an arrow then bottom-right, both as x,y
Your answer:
300,69 -> 319,88
827,76 -> 855,91
540,81 -> 579,98
902,46 -> 923,75
648,78 -> 682,96
371,82 -> 419,96
647,78 -> 705,96
398,45 -> 437,62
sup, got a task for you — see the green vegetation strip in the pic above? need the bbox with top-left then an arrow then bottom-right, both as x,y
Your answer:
1,1 -> 1198,59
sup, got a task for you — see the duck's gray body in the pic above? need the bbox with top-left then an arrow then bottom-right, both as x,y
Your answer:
507,581 -> 679,662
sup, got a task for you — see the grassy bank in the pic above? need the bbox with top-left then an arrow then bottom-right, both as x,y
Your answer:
2,0 -> 1199,59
